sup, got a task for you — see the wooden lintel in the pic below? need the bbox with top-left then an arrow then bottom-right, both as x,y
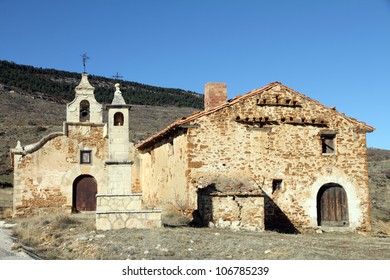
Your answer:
319,130 -> 338,135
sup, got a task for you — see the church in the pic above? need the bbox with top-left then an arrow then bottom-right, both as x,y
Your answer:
11,74 -> 161,230
11,74 -> 374,233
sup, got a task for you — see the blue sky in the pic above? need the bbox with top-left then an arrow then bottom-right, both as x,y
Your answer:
1,0 -> 389,149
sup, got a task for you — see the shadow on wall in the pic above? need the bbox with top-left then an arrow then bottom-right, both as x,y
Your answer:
192,184 -> 217,227
194,183 -> 299,233
264,194 -> 299,234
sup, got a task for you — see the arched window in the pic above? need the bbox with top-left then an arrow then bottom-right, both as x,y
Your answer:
114,112 -> 124,126
79,100 -> 90,122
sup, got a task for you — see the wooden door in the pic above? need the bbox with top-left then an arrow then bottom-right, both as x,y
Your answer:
73,175 -> 97,212
317,184 -> 349,227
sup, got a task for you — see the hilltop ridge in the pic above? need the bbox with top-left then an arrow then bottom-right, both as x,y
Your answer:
0,60 -> 204,108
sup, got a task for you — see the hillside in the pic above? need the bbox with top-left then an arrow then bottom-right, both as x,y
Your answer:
0,60 -> 203,186
0,60 -> 203,108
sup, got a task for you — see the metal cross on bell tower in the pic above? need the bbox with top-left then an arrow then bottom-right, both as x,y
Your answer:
81,53 -> 90,73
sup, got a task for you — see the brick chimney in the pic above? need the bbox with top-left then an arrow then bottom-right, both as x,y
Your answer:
204,82 -> 227,111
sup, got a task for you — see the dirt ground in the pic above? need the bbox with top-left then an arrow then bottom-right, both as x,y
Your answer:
8,213 -> 390,260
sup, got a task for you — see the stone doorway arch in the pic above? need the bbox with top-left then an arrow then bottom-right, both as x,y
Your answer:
317,183 -> 349,227
72,175 -> 97,212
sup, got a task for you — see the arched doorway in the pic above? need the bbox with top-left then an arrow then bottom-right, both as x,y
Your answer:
317,183 -> 349,227
72,175 -> 97,212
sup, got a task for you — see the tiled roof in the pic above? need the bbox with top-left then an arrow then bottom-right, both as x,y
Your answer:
136,82 -> 375,150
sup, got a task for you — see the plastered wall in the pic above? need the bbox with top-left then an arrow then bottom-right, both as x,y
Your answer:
12,124 -> 108,216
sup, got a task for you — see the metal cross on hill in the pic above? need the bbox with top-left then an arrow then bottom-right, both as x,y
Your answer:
81,53 -> 90,73
112,72 -> 123,80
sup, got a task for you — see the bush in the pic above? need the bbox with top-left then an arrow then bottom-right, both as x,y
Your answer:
161,205 -> 191,226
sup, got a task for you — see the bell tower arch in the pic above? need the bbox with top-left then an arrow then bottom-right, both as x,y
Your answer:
66,73 -> 103,124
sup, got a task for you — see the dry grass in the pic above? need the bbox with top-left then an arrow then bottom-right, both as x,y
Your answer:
374,221 -> 390,237
161,204 -> 191,226
10,213 -> 390,260
0,208 -> 13,219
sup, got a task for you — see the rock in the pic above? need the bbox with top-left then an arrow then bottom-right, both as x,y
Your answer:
4,223 -> 17,229
77,236 -> 88,241
231,221 -> 241,231
95,234 -> 106,239
264,249 -> 272,254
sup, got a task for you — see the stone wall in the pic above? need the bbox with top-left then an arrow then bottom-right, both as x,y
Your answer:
198,192 -> 264,231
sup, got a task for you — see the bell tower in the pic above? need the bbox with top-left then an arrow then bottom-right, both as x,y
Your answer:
66,73 -> 103,124
106,83 -> 131,161
96,82 -> 161,230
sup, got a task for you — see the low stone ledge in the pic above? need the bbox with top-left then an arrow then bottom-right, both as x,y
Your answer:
96,210 -> 162,230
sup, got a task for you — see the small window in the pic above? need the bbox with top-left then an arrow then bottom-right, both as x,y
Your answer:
272,179 -> 283,194
80,150 -> 92,164
114,112 -> 124,126
321,134 -> 336,154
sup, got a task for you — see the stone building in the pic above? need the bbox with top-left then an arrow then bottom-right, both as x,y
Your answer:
11,75 -> 374,233
134,82 -> 374,232
11,74 -> 161,230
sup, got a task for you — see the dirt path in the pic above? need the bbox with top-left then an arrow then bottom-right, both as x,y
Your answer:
0,221 -> 33,260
